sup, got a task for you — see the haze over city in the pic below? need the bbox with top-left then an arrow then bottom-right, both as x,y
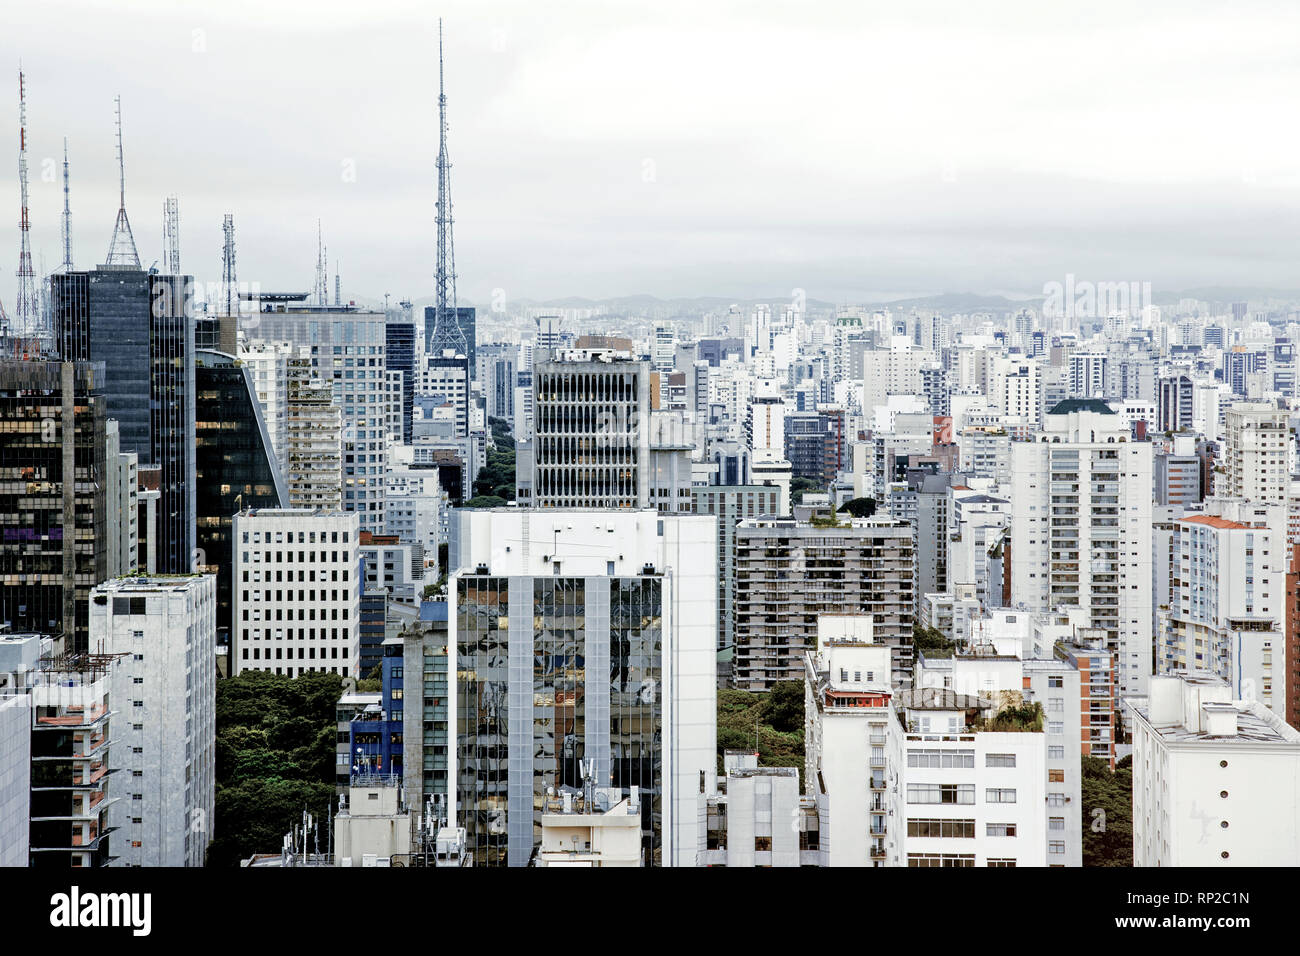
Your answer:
1,0 -> 1299,310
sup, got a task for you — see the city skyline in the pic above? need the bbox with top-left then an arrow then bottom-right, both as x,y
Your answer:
1,0 -> 1299,313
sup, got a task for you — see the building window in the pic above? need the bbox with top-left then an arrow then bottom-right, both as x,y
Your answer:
986,858 -> 1017,867
985,788 -> 1017,804
985,753 -> 1016,768
986,823 -> 1017,837
1048,769 -> 1065,783
907,818 -> 975,839
907,784 -> 976,805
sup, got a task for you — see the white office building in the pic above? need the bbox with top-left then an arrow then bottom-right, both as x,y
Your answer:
93,575 -> 218,867
232,508 -> 362,678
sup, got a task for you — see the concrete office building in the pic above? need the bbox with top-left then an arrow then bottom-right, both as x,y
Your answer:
449,508 -> 717,867
29,652 -> 128,867
1130,673 -> 1300,866
696,751 -> 823,867
93,575 -> 217,867
232,508 -> 361,677
733,515 -> 915,691
242,302 -> 388,533
535,789 -> 644,867
286,355 -> 343,511
520,350 -> 652,510
1011,399 -> 1154,698
401,604 -> 451,822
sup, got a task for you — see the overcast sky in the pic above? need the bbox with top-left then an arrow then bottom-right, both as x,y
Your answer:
0,0 -> 1298,310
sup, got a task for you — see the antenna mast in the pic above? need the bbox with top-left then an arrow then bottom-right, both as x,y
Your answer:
313,220 -> 327,306
222,214 -> 237,315
14,69 -> 39,343
163,195 -> 180,273
430,19 -> 467,358
61,138 -> 72,271
105,95 -> 140,267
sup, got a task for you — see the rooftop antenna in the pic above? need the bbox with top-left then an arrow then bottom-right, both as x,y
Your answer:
163,195 -> 180,273
221,214 -> 237,315
429,18 -> 467,359
105,95 -> 140,267
313,220 -> 327,306
334,265 -> 341,307
14,68 -> 38,342
60,138 -> 72,271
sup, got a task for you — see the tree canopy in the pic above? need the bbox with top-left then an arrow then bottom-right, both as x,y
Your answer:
209,670 -> 343,867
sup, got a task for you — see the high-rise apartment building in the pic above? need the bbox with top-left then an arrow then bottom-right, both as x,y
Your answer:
1160,500 -> 1287,713
1222,403 -> 1289,504
733,515 -> 915,691
449,508 -> 717,867
1011,399 -> 1153,698
692,485 -> 783,652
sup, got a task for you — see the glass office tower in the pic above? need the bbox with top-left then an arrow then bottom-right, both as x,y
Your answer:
51,266 -> 195,574
456,574 -> 663,867
0,359 -> 107,653
195,350 -> 286,647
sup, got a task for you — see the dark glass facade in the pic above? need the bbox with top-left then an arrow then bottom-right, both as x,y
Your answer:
195,350 -> 285,646
385,322 -> 415,444
0,360 -> 107,653
456,574 -> 662,867
51,267 -> 195,574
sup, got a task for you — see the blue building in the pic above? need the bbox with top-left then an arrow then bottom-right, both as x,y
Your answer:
349,649 -> 404,781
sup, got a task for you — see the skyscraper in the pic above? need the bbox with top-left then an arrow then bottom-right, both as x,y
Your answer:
195,349 -> 287,646
1011,399 -> 1154,698
51,267 -> 196,574
0,359 -> 107,653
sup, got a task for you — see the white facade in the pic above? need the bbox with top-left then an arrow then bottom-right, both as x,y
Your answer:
94,575 -> 217,867
0,692 -> 29,867
1223,403 -> 1288,504
239,340 -> 291,480
1011,401 -> 1153,698
1161,499 -> 1287,714
915,651 -> 1084,866
1130,673 -> 1300,866
232,509 -> 362,678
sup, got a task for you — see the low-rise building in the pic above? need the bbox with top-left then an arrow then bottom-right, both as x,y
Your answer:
1130,673 -> 1300,866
